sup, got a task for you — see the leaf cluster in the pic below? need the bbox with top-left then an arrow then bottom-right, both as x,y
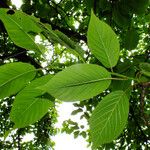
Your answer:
0,1 -> 150,149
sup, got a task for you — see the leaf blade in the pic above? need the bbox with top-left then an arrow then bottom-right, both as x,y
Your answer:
90,91 -> 129,148
124,28 -> 139,50
42,64 -> 111,101
55,30 -> 85,60
0,62 -> 36,99
139,62 -> 150,77
10,75 -> 54,128
87,11 -> 120,68
0,8 -> 44,54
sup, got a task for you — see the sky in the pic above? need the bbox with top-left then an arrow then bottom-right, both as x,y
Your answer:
10,0 -> 91,149
21,102 -> 90,150
11,0 -> 22,8
52,102 -> 90,150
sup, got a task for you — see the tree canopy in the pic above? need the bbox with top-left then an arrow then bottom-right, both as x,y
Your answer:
0,0 -> 150,149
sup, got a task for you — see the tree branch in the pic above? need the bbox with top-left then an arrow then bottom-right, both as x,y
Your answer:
140,82 -> 150,126
40,18 -> 87,42
0,47 -> 42,69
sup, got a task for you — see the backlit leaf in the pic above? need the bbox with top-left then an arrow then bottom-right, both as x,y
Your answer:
42,64 -> 111,101
0,8 -> 44,54
87,11 -> 120,68
10,75 -> 54,128
90,91 -> 129,148
0,62 -> 36,99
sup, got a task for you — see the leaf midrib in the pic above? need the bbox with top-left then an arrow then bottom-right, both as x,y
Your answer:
4,13 -> 43,54
52,77 -> 111,89
14,98 -> 39,123
0,69 -> 35,89
96,92 -> 124,143
94,21 -> 112,67
13,98 -> 50,126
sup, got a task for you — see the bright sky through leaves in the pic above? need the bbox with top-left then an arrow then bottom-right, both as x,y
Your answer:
11,0 -> 23,8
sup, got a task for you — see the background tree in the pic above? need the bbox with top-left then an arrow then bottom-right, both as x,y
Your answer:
0,0 -> 150,149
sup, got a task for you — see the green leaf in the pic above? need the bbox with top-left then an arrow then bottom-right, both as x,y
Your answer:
87,11 -> 120,68
64,1 -> 73,12
124,28 -> 139,50
133,54 -> 146,66
55,30 -> 76,49
116,59 -> 132,73
10,75 -> 54,128
139,62 -> 150,77
74,131 -> 80,139
55,30 -> 85,61
0,62 -> 36,99
42,64 -> 111,101
113,8 -> 131,28
128,0 -> 149,14
4,129 -> 13,140
90,91 -> 129,148
80,131 -> 87,138
85,0 -> 94,14
111,68 -> 135,97
39,23 -> 85,62
138,75 -> 150,83
71,108 -> 83,115
0,8 -> 44,54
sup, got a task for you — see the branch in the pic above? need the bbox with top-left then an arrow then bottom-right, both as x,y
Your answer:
140,86 -> 145,119
0,0 -> 9,8
17,129 -> 22,150
40,18 -> 87,42
140,82 -> 150,126
130,106 -> 149,141
0,47 -> 42,69
141,82 -> 150,88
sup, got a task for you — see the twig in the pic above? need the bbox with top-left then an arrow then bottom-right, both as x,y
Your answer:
17,129 -> 21,150
140,86 -> 145,118
140,82 -> 150,126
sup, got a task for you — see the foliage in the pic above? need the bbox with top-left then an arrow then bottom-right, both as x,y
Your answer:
88,11 -> 120,68
90,91 -> 129,148
10,74 -> 54,128
0,0 -> 150,149
42,64 -> 111,101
